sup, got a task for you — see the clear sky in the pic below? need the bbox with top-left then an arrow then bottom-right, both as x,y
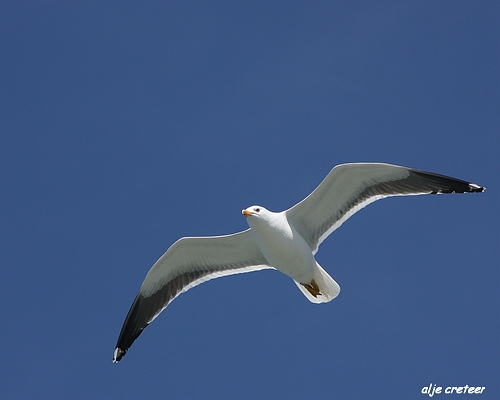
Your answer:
1,2 -> 498,399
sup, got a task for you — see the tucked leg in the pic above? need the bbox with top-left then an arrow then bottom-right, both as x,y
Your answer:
302,279 -> 322,298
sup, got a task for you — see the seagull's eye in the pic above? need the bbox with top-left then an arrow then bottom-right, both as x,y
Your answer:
255,208 -> 260,212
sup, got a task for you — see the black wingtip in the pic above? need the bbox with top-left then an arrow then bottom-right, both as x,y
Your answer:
468,183 -> 485,193
113,347 -> 126,363
113,294 -> 150,364
409,170 -> 485,194
113,271 -> 208,362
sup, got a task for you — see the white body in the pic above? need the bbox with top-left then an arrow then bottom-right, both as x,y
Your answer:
246,210 -> 314,283
243,206 -> 341,303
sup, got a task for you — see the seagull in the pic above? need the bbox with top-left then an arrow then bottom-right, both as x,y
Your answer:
113,163 -> 484,362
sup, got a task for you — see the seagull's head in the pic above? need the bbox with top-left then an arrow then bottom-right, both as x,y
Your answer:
242,205 -> 265,218
242,206 -> 281,230
242,206 -> 276,222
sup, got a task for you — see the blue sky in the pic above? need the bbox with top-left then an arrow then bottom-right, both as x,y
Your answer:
1,2 -> 498,399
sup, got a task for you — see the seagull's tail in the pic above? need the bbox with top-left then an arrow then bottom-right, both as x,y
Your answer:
294,262 -> 340,304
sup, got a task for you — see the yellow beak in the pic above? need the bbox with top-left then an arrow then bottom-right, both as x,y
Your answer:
242,209 -> 253,217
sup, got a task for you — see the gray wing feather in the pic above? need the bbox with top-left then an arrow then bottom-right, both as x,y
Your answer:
286,163 -> 484,254
113,229 -> 271,362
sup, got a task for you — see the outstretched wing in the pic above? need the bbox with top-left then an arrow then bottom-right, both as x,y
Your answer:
113,229 -> 271,362
286,163 -> 484,254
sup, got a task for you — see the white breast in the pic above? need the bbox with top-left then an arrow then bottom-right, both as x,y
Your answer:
247,212 -> 316,283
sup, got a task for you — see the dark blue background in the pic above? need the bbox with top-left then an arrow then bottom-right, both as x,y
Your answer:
1,2 -> 498,399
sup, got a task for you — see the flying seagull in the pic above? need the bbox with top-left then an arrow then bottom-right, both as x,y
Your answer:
113,163 -> 484,362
